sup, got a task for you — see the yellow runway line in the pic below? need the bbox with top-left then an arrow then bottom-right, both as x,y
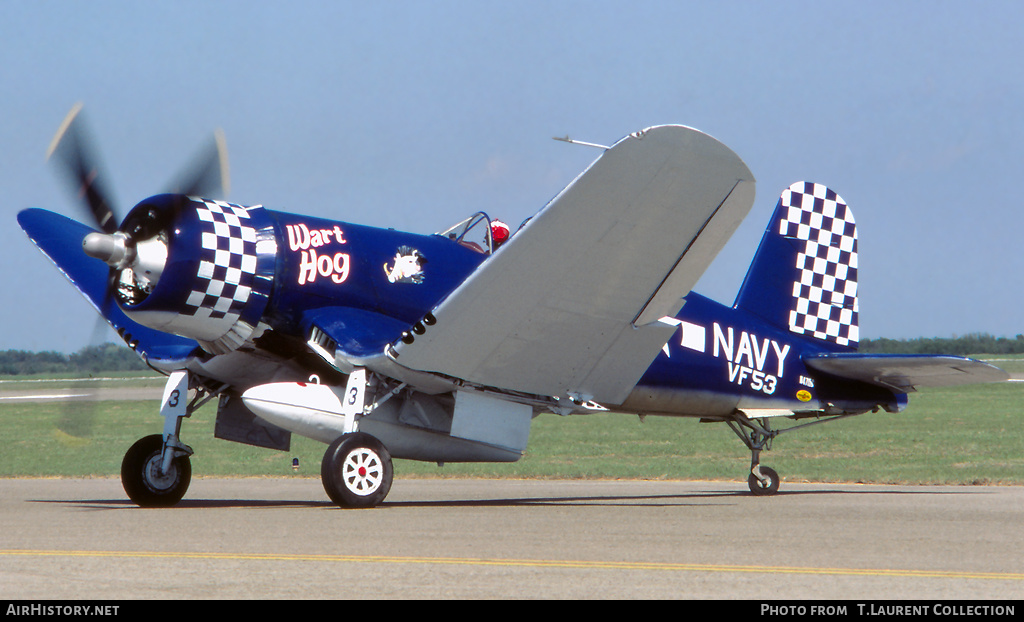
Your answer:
3,549 -> 1023,581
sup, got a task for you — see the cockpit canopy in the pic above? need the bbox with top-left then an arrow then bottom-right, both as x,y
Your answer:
436,212 -> 501,254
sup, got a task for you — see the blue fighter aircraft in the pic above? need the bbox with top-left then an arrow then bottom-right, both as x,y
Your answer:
18,105 -> 1008,508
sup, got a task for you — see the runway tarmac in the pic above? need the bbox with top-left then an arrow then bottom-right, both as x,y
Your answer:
0,377 -> 164,403
1,477 -> 1022,600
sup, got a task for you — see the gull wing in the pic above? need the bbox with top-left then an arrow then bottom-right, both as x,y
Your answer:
391,125 -> 755,403
18,208 -> 199,364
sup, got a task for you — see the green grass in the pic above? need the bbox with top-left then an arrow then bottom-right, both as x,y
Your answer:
2,375 -> 1022,486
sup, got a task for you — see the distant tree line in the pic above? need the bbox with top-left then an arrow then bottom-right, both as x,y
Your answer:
860,333 -> 1024,356
0,343 -> 149,376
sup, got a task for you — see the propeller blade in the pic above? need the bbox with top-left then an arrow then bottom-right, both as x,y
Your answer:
165,128 -> 230,199
47,103 -> 120,233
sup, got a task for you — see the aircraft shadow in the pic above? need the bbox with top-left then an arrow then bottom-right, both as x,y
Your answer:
30,485 -> 984,511
378,486 -> 983,509
31,498 -> 333,510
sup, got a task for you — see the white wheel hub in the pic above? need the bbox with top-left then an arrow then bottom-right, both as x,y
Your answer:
342,447 -> 383,496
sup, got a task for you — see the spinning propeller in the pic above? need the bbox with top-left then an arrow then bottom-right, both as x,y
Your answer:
47,103 -> 230,302
46,103 -> 120,234
44,103 -> 231,438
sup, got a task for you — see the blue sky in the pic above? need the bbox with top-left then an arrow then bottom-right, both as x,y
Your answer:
2,1 -> 1022,352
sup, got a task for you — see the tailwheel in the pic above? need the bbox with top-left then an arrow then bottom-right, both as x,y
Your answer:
121,434 -> 191,507
748,465 -> 780,496
725,412 -> 782,497
726,409 -> 862,496
321,432 -> 393,508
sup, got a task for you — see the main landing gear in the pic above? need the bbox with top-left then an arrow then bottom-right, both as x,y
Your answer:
121,371 -> 220,508
121,368 -> 398,509
318,369 -> 394,509
121,434 -> 191,507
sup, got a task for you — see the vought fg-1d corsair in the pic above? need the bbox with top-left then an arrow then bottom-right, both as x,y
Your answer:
19,104 -> 1008,507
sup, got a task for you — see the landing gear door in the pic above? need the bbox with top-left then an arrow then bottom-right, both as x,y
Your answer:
450,391 -> 532,454
160,371 -> 189,441
340,368 -> 368,434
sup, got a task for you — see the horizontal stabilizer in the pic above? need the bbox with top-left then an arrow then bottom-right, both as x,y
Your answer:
390,125 -> 755,403
804,353 -> 1009,393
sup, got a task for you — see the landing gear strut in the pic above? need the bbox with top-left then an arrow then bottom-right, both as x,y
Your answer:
318,369 -> 394,509
121,370 -> 222,508
725,410 -> 860,496
726,413 -> 781,496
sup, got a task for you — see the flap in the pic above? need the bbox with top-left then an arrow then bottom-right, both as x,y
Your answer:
389,125 -> 755,403
804,353 -> 1009,392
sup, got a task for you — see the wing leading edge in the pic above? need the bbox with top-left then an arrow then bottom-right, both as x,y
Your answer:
805,353 -> 1009,393
390,125 -> 756,403
18,208 -> 199,364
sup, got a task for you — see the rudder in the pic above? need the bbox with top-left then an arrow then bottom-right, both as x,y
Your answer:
734,182 -> 859,350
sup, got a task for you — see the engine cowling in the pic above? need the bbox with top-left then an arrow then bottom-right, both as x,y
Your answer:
85,194 -> 277,354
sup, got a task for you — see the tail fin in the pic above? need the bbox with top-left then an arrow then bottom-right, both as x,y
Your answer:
734,182 -> 859,350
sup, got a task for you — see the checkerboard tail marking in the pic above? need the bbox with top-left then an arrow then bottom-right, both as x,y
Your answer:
778,182 -> 859,348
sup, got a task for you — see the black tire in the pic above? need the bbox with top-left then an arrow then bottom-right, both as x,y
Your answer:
321,433 -> 393,508
748,466 -> 780,496
121,434 -> 191,507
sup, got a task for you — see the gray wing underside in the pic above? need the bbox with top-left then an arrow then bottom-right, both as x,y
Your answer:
390,125 -> 756,404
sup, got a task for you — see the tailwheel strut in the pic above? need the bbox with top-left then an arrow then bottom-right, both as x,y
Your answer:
724,410 -> 860,496
725,413 -> 780,496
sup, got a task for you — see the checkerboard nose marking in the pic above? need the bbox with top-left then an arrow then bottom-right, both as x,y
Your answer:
184,199 -> 259,323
